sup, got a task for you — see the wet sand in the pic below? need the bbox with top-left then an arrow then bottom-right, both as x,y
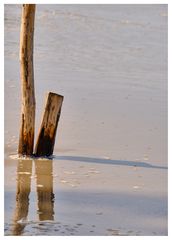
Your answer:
4,4 -> 167,236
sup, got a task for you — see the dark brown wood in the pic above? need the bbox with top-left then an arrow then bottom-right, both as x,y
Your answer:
34,92 -> 63,157
18,4 -> 36,156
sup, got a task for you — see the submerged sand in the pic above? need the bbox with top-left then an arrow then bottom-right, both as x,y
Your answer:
5,154 -> 167,236
4,4 -> 167,236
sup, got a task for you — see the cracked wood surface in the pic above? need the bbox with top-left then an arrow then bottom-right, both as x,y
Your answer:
18,4 -> 36,156
35,92 -> 64,157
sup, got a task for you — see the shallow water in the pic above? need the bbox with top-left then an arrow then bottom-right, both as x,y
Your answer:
4,4 -> 167,236
4,154 -> 167,236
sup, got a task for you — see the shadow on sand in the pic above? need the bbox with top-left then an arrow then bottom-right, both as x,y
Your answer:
53,155 -> 167,170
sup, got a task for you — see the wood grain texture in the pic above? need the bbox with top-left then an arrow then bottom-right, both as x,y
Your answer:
35,92 -> 64,157
18,4 -> 36,156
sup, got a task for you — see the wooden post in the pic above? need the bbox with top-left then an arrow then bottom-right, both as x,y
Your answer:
18,4 -> 36,156
34,92 -> 63,157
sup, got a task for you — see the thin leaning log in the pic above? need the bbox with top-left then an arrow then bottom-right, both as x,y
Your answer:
18,4 -> 36,156
34,92 -> 64,157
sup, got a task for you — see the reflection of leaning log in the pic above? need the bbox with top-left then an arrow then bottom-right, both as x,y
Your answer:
12,159 -> 32,235
35,159 -> 54,221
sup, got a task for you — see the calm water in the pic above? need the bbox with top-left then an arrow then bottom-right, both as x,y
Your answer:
4,4 -> 168,236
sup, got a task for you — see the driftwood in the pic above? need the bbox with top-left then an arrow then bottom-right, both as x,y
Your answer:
18,4 -> 36,156
34,92 -> 63,157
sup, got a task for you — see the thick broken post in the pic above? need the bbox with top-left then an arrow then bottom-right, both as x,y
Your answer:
35,92 -> 63,157
18,4 -> 36,156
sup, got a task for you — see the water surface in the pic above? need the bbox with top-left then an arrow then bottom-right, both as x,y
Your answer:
4,4 -> 167,236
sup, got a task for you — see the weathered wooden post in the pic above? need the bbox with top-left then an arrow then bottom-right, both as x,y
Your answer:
18,4 -> 36,156
34,92 -> 63,157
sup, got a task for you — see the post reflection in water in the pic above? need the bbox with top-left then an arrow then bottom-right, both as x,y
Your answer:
12,158 -> 32,235
12,158 -> 55,236
35,159 -> 55,221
